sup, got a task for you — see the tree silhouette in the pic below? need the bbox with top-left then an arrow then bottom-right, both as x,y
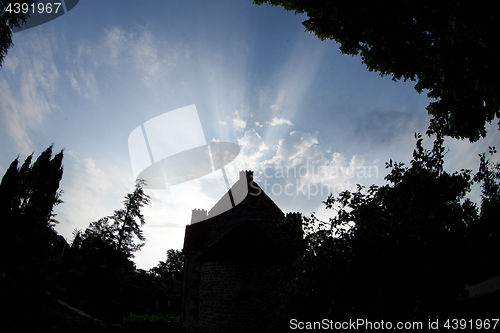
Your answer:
267,136 -> 498,329
112,179 -> 151,257
255,0 -> 499,141
64,179 -> 150,320
73,178 -> 150,258
150,249 -> 184,281
475,147 -> 500,228
468,147 -> 500,282
0,0 -> 35,68
0,144 -> 64,289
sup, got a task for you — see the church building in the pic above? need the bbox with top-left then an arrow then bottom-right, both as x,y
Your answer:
181,170 -> 302,332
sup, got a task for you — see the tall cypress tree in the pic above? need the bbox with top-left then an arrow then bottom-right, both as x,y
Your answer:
0,145 -> 64,288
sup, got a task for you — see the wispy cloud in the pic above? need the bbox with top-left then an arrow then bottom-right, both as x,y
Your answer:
3,56 -> 19,73
266,117 -> 293,126
66,70 -> 81,94
55,151 -> 119,240
0,36 -> 59,154
352,110 -> 427,145
105,26 -> 128,63
130,29 -> 170,85
65,26 -> 190,97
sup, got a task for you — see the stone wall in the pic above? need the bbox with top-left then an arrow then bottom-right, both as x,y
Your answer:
198,260 -> 277,333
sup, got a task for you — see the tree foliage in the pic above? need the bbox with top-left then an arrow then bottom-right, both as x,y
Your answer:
254,0 -> 499,141
268,136 -> 499,329
0,148 -> 186,329
73,179 -> 151,258
475,147 -> 500,227
0,145 -> 64,285
65,179 -> 152,320
0,0 -> 34,68
113,179 -> 151,256
0,144 -> 64,223
0,145 -> 67,332
150,249 -> 184,281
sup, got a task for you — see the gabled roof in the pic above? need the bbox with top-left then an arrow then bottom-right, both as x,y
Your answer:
183,171 -> 295,260
189,170 -> 283,224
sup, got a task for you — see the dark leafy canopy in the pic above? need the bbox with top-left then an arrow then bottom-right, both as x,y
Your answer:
150,249 -> 184,281
0,0 -> 34,68
473,147 -> 500,244
254,0 -> 499,141
270,136 -> 500,327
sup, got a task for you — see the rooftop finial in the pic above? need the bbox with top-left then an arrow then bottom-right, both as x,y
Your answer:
239,170 -> 254,182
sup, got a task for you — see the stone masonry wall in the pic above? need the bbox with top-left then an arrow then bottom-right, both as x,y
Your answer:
198,260 -> 277,333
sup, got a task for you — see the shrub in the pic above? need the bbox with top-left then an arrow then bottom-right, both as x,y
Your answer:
122,313 -> 192,333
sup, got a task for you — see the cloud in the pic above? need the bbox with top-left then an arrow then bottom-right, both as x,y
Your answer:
233,118 -> 246,130
65,26 -> 189,97
113,26 -> 188,85
54,151 -> 119,240
259,131 -> 375,207
232,110 -> 247,131
270,104 -> 280,112
105,26 -> 128,62
266,117 -> 293,126
235,128 -> 268,170
66,70 -> 81,94
0,36 -> 59,154
352,110 -> 427,145
3,56 -> 19,73
130,29 -> 171,85
60,41 -> 102,100
255,121 -> 263,127
264,131 -> 319,168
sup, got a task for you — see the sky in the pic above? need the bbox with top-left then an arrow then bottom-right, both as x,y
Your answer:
1,0 -> 499,270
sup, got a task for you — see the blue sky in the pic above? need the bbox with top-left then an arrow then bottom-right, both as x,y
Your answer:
1,0 -> 499,269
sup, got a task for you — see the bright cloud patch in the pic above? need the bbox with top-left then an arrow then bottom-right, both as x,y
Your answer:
259,131 -> 377,204
266,117 -> 293,126
232,111 -> 247,131
235,128 -> 268,170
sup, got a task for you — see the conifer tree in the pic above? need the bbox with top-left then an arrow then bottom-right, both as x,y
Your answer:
111,179 -> 150,257
0,144 -> 64,286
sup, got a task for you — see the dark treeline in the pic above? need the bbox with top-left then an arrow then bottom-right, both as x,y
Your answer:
2,139 -> 498,332
265,136 -> 500,331
0,145 -> 191,333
